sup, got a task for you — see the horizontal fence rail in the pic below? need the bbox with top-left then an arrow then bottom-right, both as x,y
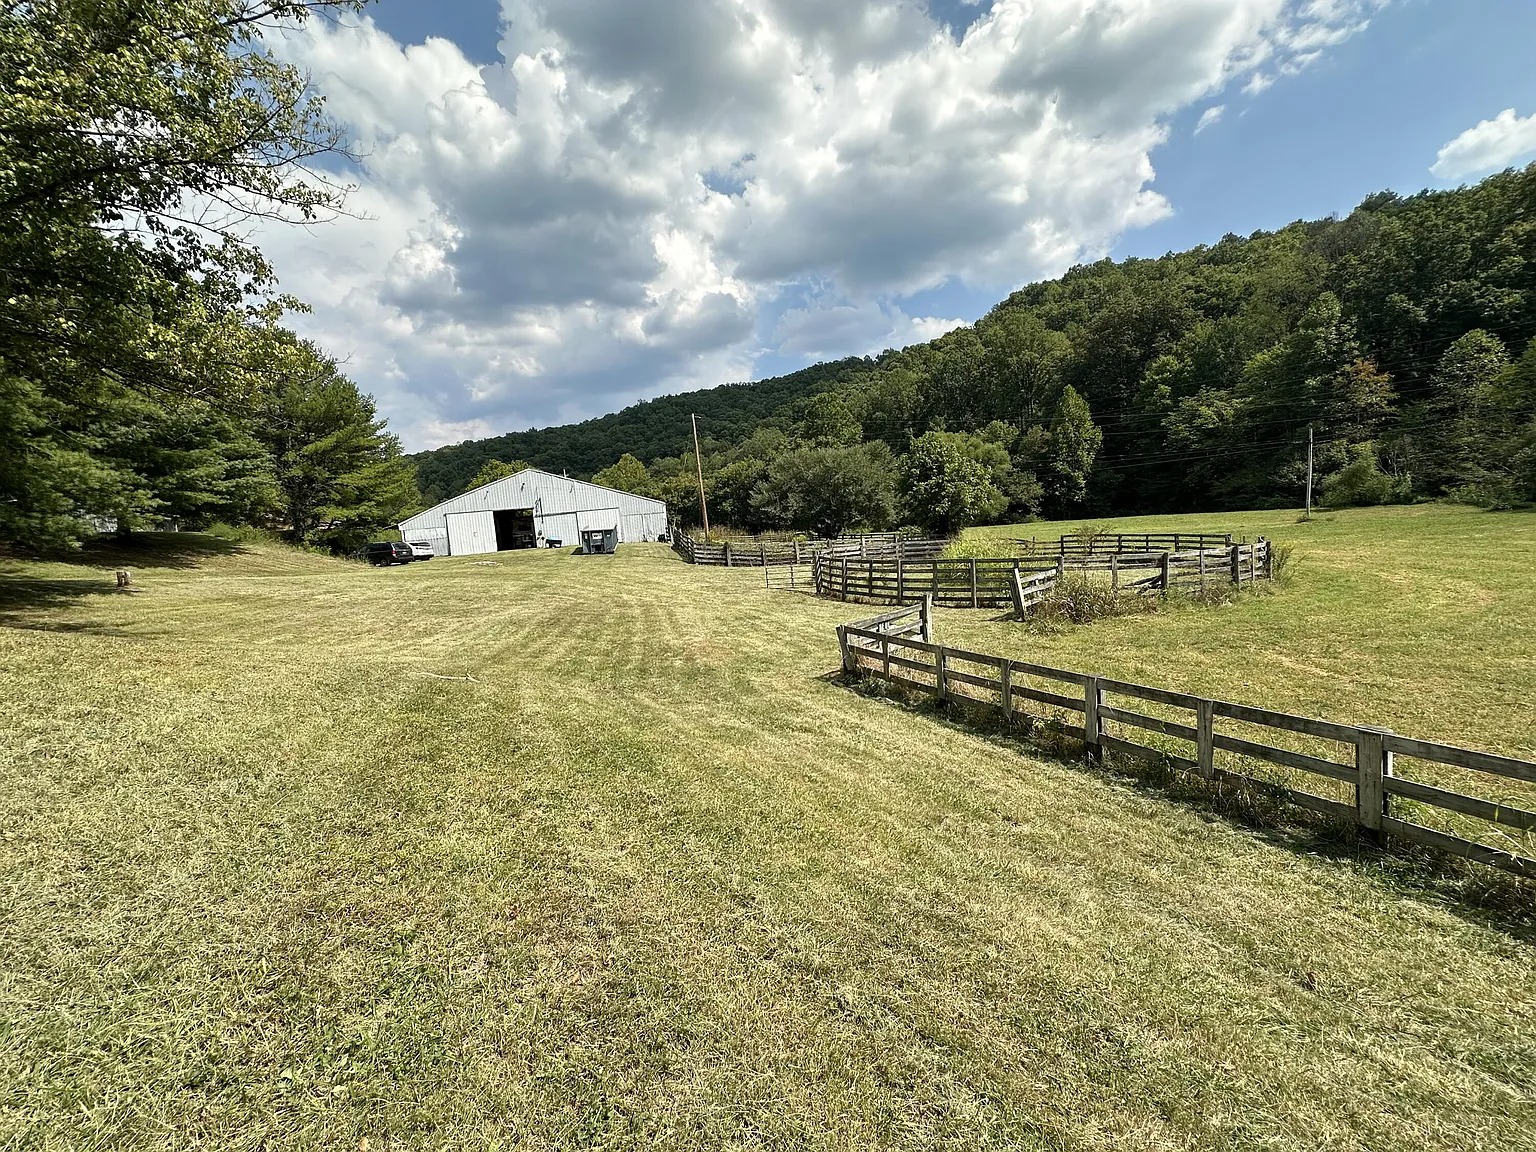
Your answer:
814,541 -> 1271,610
834,607 -> 1536,879
672,530 -> 948,567
1025,532 -> 1235,556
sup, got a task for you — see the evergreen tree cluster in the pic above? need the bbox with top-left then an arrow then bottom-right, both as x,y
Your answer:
430,166 -> 1536,535
0,1 -> 418,551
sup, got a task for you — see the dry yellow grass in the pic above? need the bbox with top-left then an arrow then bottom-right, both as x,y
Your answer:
0,521 -> 1533,1149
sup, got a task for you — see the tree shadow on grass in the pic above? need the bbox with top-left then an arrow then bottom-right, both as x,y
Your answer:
0,579 -> 152,637
0,533 -> 242,635
71,532 -> 248,571
0,531 -> 249,573
826,670 -> 1536,945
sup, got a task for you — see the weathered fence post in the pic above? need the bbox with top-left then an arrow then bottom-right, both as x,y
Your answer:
1056,556 -> 1066,580
970,559 -> 979,609
1084,675 -> 1102,760
760,542 -> 767,566
1355,726 -> 1395,837
1110,554 -> 1119,592
1196,699 -> 1215,781
1160,551 -> 1171,594
920,594 -> 933,643
1198,550 -> 1206,592
793,540 -> 801,565
1010,564 -> 1027,617
841,558 -> 849,601
898,559 -> 906,604
837,626 -> 852,672
724,541 -> 732,567
1000,658 -> 1013,721
936,647 -> 949,702
881,634 -> 891,680
1229,544 -> 1240,586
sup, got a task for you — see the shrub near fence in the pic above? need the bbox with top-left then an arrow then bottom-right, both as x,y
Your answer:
814,541 -> 1272,610
835,603 -> 1536,879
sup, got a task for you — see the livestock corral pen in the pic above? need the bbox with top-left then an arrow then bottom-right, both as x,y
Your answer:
1,505 -> 1533,1150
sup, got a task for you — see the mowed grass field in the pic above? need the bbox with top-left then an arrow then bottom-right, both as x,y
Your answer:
959,505 -> 1536,761
1,509 -> 1534,1150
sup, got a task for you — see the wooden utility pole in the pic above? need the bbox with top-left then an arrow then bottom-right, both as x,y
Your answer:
690,413 -> 710,539
1305,424 -> 1314,518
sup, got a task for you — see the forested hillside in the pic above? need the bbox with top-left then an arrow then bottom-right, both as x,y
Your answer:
417,167 -> 1536,534
412,357 -> 874,504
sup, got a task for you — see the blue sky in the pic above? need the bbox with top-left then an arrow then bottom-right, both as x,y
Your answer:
1123,0 -> 1536,256
270,1 -> 1536,448
877,0 -> 1536,359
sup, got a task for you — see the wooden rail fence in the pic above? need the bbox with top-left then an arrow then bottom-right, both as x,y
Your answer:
673,530 -> 947,567
1026,532 -> 1235,556
814,541 -> 1271,610
835,604 -> 1536,879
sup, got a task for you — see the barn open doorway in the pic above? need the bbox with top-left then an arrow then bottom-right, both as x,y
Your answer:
493,508 -> 536,550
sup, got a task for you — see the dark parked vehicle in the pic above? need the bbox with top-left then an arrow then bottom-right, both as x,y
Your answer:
354,541 -> 415,566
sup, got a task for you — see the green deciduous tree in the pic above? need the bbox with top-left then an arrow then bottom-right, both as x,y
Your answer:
976,310 -> 1071,429
1039,386 -> 1103,515
1412,329 -> 1510,493
591,453 -> 651,495
751,444 -> 896,538
708,458 -> 769,532
796,393 -> 863,446
1321,442 -> 1411,508
898,433 -> 1007,534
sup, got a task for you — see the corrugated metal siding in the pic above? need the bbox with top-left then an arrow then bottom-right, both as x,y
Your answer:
446,510 -> 497,556
538,511 -> 578,545
577,509 -> 620,532
399,469 -> 668,549
621,511 -> 665,541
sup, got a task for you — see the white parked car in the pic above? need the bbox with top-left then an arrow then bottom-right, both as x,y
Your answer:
406,541 -> 435,560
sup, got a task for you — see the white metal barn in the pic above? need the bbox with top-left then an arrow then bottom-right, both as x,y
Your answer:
397,469 -> 667,558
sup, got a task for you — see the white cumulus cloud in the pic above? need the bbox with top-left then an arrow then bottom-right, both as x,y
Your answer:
1431,109 -> 1536,181
261,0 -> 1389,450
